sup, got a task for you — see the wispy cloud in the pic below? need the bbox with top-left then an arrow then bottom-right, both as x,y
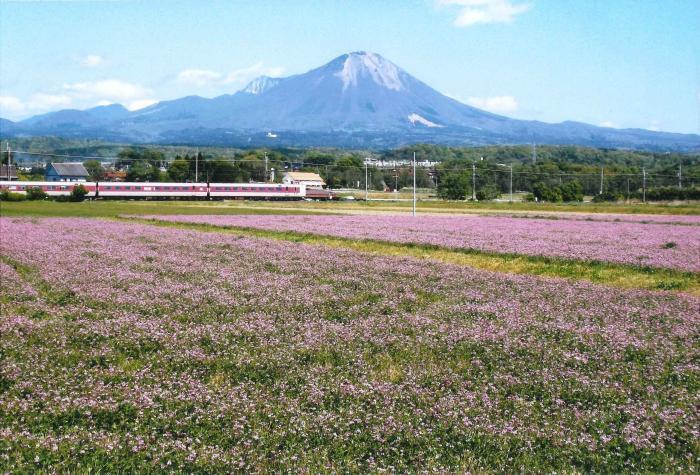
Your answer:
176,63 -> 285,88
63,79 -> 149,102
223,63 -> 285,84
0,96 -> 26,118
438,0 -> 531,27
62,79 -> 157,111
598,120 -> 618,128
0,79 -> 159,119
80,54 -> 106,68
177,69 -> 224,87
467,95 -> 518,113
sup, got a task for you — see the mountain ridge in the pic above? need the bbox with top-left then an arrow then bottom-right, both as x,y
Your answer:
2,51 -> 699,151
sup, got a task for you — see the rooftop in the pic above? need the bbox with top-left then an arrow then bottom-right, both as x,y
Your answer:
49,163 -> 90,177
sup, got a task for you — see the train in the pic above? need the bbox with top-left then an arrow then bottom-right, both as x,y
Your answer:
0,181 -> 335,200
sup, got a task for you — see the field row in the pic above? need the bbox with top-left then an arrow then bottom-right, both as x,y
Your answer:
1,217 -> 698,472
138,214 -> 700,272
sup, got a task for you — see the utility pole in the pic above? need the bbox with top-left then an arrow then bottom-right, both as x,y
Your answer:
471,162 -> 476,201
626,178 -> 630,203
531,142 -> 537,164
642,167 -> 646,203
264,152 -> 269,182
412,151 -> 416,217
4,142 -> 10,181
364,162 -> 368,201
599,166 -> 604,195
678,162 -> 682,190
509,164 -> 513,203
195,147 -> 199,183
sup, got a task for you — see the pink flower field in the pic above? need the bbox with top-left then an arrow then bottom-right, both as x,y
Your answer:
141,214 -> 700,272
1,216 -> 698,472
486,212 -> 700,226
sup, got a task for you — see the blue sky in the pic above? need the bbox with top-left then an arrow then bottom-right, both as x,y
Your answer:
1,0 -> 698,133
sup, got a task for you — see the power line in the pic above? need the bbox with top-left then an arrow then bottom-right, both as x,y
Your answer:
8,149 -> 700,180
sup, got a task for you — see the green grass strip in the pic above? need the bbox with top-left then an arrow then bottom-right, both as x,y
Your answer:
0,200 -> 337,218
123,217 -> 700,295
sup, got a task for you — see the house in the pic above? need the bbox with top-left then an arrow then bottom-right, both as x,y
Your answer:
0,165 -> 18,181
103,169 -> 127,182
282,172 -> 326,188
45,163 -> 90,182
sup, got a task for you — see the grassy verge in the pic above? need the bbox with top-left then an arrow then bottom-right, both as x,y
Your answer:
3,198 -> 698,219
0,199 -> 335,218
237,197 -> 700,215
126,217 -> 700,295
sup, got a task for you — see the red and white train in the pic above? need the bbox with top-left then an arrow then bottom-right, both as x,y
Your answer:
0,181 -> 334,200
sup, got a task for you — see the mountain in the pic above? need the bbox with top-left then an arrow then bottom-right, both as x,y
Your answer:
2,51 -> 699,150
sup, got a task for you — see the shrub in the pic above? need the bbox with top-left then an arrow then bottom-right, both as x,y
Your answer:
0,190 -> 26,201
25,187 -> 48,200
475,184 -> 501,201
592,191 -> 624,202
532,182 -> 562,202
559,181 -> 584,202
641,186 -> 700,201
70,184 -> 89,202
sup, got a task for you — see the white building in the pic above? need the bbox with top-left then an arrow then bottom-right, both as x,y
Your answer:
282,172 -> 326,188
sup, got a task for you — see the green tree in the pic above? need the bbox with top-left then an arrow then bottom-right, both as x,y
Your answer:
83,159 -> 104,181
126,161 -> 160,182
437,172 -> 471,200
532,182 -> 563,202
205,158 -> 237,182
475,184 -> 501,201
167,159 -> 190,182
559,181 -> 584,202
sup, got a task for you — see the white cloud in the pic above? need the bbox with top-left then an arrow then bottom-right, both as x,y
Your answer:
467,95 -> 518,113
438,0 -> 531,27
0,96 -> 27,117
177,69 -> 223,87
598,120 -> 618,128
223,63 -> 285,84
175,63 -> 285,90
127,99 -> 158,111
63,79 -> 149,102
81,54 -> 106,68
27,93 -> 73,111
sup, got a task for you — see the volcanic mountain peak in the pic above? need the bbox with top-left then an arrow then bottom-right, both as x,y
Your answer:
4,51 -> 699,150
333,51 -> 405,92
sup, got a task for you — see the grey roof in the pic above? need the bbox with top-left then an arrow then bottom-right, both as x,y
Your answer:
49,163 -> 90,177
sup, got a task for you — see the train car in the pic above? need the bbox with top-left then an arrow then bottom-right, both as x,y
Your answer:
1,180 -> 327,200
304,187 -> 335,200
0,181 -> 96,197
96,182 -> 208,198
209,182 -> 305,200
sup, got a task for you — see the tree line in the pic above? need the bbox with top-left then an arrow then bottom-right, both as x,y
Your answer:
7,141 -> 699,201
